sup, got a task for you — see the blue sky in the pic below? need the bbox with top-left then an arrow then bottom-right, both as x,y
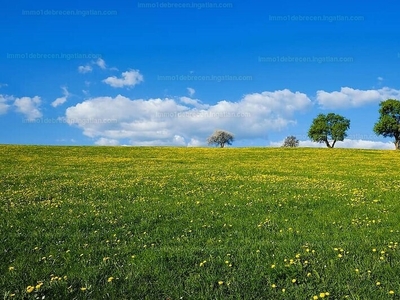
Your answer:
1,0 -> 400,148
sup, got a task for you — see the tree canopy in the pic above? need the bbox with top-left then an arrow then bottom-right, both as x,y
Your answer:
282,136 -> 299,147
373,99 -> 400,149
207,130 -> 234,148
308,113 -> 350,148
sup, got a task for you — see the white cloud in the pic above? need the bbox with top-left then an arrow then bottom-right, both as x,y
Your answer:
14,96 -> 42,120
51,86 -> 70,107
103,70 -> 144,88
242,89 -> 311,116
187,138 -> 203,147
297,139 -> 393,149
78,58 -> 110,73
95,137 -> 120,146
336,139 -> 394,149
0,94 -> 13,114
179,96 -> 209,109
0,83 -> 8,88
78,65 -> 93,74
187,87 -> 195,97
95,58 -> 106,69
377,77 -> 384,81
316,87 -> 400,109
269,140 -> 284,147
172,135 -> 186,145
65,89 -> 311,146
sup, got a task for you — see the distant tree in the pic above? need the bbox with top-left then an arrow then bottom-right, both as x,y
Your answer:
373,99 -> 400,149
207,130 -> 234,148
282,135 -> 299,147
308,113 -> 350,148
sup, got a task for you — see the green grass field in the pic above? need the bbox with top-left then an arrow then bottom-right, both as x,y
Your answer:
1,145 -> 399,299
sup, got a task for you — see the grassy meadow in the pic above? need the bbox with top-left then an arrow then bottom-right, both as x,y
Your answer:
1,145 -> 400,299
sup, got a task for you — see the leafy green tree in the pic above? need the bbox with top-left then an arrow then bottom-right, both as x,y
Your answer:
373,99 -> 400,149
308,113 -> 350,148
282,135 -> 299,147
207,130 -> 234,148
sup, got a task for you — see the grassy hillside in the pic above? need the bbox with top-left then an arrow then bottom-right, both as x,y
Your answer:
1,145 -> 399,299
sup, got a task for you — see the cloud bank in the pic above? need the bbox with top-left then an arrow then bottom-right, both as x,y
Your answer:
65,89 -> 312,146
316,87 -> 400,109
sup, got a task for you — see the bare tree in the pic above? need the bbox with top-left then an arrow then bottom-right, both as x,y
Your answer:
207,130 -> 234,148
282,136 -> 299,147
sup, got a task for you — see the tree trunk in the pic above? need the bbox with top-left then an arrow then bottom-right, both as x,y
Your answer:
331,139 -> 337,148
220,143 -> 224,148
324,140 -> 332,148
395,139 -> 400,150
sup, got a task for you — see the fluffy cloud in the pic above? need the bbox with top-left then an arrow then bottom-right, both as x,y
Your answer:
0,94 -> 12,115
65,89 -> 311,146
316,87 -> 400,109
78,65 -> 93,74
336,139 -> 394,149
14,96 -> 42,120
95,58 -> 107,69
51,87 -> 70,107
173,135 -> 186,145
78,58 -> 111,73
95,137 -> 120,146
187,138 -> 204,147
103,70 -> 143,88
179,97 -> 209,109
298,139 -> 393,149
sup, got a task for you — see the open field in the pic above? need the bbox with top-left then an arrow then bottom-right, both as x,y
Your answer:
1,145 -> 400,299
